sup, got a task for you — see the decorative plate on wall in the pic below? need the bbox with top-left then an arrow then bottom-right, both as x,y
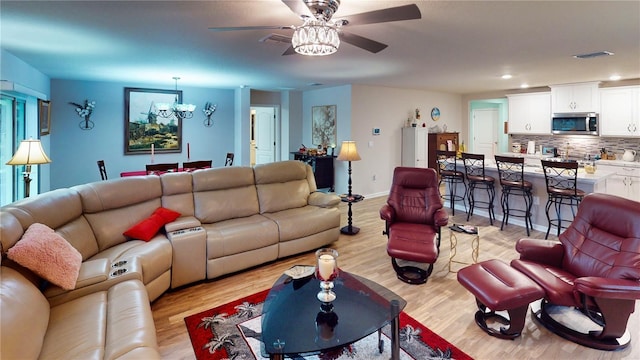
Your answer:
431,107 -> 441,121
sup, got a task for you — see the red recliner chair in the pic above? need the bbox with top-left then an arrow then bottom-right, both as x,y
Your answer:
511,193 -> 640,350
380,167 -> 449,284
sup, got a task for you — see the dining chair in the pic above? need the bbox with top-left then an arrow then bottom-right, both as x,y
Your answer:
146,162 -> 179,175
224,153 -> 234,166
97,160 -> 108,180
182,160 -> 212,171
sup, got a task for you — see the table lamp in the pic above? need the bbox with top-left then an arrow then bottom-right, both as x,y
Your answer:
6,138 -> 51,198
337,141 -> 361,235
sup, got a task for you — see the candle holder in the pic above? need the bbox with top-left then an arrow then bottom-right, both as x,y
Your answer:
315,248 -> 338,303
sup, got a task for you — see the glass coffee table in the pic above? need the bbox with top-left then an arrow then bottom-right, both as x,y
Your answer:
261,269 -> 406,360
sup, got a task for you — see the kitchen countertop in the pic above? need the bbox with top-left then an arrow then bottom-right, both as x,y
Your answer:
595,159 -> 640,168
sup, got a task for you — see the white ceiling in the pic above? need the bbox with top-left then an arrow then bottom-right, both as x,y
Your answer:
2,0 -> 639,94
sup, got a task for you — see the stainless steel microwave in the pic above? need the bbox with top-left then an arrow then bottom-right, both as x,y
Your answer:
551,112 -> 599,135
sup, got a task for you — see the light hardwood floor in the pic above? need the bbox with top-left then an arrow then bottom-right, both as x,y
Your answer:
152,195 -> 639,360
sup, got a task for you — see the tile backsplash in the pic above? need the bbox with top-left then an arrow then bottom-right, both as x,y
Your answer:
510,135 -> 640,161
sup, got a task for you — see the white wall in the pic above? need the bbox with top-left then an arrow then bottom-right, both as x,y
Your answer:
351,85 -> 463,198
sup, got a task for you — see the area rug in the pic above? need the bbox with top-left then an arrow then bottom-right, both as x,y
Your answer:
185,289 -> 473,360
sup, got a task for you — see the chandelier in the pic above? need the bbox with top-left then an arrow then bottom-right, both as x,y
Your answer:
156,77 -> 196,119
292,18 -> 340,56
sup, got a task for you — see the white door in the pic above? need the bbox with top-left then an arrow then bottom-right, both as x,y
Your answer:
253,106 -> 275,165
471,108 -> 498,159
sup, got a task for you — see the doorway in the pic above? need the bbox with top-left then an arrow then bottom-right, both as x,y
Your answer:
469,99 -> 508,159
471,108 -> 498,158
250,106 -> 277,166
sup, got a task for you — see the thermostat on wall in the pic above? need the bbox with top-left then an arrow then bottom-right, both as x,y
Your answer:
372,128 -> 381,135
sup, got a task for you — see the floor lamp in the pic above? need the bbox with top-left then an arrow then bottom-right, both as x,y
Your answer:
6,138 -> 51,198
337,140 -> 361,235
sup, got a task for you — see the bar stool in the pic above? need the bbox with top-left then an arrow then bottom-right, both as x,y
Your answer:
494,156 -> 533,236
461,153 -> 496,224
435,150 -> 467,215
541,159 -> 586,239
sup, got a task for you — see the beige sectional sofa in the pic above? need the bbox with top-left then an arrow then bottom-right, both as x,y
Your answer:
0,160 -> 341,359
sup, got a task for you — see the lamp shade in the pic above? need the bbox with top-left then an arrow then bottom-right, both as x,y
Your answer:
337,141 -> 361,162
6,139 -> 51,166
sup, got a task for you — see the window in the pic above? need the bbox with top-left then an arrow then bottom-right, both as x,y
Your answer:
1,94 -> 27,206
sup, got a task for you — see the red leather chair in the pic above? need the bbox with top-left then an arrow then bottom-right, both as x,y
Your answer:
511,193 -> 640,350
380,167 -> 449,284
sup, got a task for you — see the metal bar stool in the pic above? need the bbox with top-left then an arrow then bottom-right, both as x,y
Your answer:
462,153 -> 496,224
540,159 -> 586,239
436,150 -> 467,215
495,155 -> 533,236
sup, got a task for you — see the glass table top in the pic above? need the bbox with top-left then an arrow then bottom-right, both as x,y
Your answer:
261,268 -> 407,357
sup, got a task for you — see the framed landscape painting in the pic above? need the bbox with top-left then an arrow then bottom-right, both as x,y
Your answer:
312,105 -> 337,147
124,87 -> 182,155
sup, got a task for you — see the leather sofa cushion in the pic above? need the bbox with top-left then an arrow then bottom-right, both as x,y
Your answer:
161,172 -> 195,217
73,176 -> 162,213
0,266 -> 50,359
195,185 -> 259,223
38,279 -> 159,360
257,179 -> 309,214
263,206 -> 339,242
205,214 -> 279,259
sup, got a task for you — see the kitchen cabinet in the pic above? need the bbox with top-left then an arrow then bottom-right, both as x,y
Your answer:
550,82 -> 599,113
507,92 -> 551,134
597,163 -> 640,201
600,86 -> 640,137
428,132 -> 459,170
401,127 -> 428,168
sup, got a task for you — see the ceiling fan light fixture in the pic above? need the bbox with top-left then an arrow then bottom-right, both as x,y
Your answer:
292,19 -> 340,56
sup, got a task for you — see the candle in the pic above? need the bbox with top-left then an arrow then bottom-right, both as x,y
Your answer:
150,144 -> 155,163
318,254 -> 336,280
187,142 -> 190,160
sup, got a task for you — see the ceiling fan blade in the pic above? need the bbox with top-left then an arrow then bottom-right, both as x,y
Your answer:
340,31 -> 388,53
281,0 -> 312,17
209,25 -> 295,32
338,4 -> 421,26
282,45 -> 297,56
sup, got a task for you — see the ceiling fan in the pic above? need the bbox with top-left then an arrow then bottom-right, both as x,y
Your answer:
208,0 -> 421,56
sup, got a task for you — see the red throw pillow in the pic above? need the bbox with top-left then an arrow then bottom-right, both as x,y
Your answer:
123,207 -> 181,241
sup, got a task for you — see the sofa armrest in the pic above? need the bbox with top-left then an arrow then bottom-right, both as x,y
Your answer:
165,216 -> 201,232
434,208 -> 449,228
308,192 -> 340,208
515,238 -> 564,267
575,277 -> 640,301
45,257 -> 143,306
379,204 -> 395,222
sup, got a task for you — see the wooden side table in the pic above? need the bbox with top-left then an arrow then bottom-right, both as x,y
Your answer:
340,194 -> 364,235
448,225 -> 480,273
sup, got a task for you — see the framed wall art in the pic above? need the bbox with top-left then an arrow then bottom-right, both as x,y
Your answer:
124,87 -> 182,155
39,99 -> 51,136
312,105 -> 337,147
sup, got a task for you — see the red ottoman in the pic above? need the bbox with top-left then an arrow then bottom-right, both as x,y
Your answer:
457,259 -> 544,339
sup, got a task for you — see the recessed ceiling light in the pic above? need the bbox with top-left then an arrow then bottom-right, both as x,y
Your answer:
609,74 -> 621,81
501,74 -> 512,80
573,51 -> 614,59
520,83 -> 529,88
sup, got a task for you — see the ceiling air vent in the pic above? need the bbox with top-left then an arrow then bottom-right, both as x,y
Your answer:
573,51 -> 614,59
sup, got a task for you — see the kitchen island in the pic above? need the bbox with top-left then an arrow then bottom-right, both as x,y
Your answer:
449,159 -> 615,233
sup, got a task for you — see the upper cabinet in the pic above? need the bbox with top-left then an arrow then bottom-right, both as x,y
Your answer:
550,82 -> 600,113
600,86 -> 640,137
507,92 -> 551,134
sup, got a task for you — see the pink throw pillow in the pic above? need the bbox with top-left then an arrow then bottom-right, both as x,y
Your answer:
7,223 -> 82,290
